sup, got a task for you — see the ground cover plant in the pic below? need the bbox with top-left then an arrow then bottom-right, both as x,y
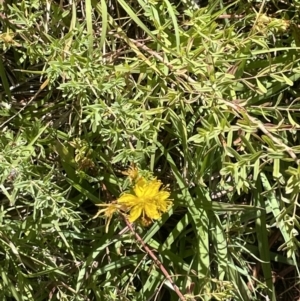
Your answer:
1,0 -> 300,300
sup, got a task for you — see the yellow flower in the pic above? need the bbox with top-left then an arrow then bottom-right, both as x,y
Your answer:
122,165 -> 140,183
94,203 -> 122,233
117,177 -> 172,225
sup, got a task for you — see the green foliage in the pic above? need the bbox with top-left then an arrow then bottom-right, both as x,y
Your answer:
1,0 -> 300,300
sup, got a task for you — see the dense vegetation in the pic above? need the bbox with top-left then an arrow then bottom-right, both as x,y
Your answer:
1,0 -> 300,300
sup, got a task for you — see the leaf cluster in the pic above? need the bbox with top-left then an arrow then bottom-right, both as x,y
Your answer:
1,0 -> 300,300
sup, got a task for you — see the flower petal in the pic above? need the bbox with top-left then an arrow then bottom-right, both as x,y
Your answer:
128,204 -> 143,222
117,194 -> 138,207
133,177 -> 147,197
144,202 -> 161,220
142,180 -> 162,198
156,191 -> 171,201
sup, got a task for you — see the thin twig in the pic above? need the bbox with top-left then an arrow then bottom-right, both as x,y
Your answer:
217,14 -> 244,19
0,78 -> 49,129
223,100 -> 300,165
130,38 -> 197,86
123,217 -> 187,301
254,118 -> 299,164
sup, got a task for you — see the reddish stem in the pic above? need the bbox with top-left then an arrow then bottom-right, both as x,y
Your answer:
123,218 -> 186,301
